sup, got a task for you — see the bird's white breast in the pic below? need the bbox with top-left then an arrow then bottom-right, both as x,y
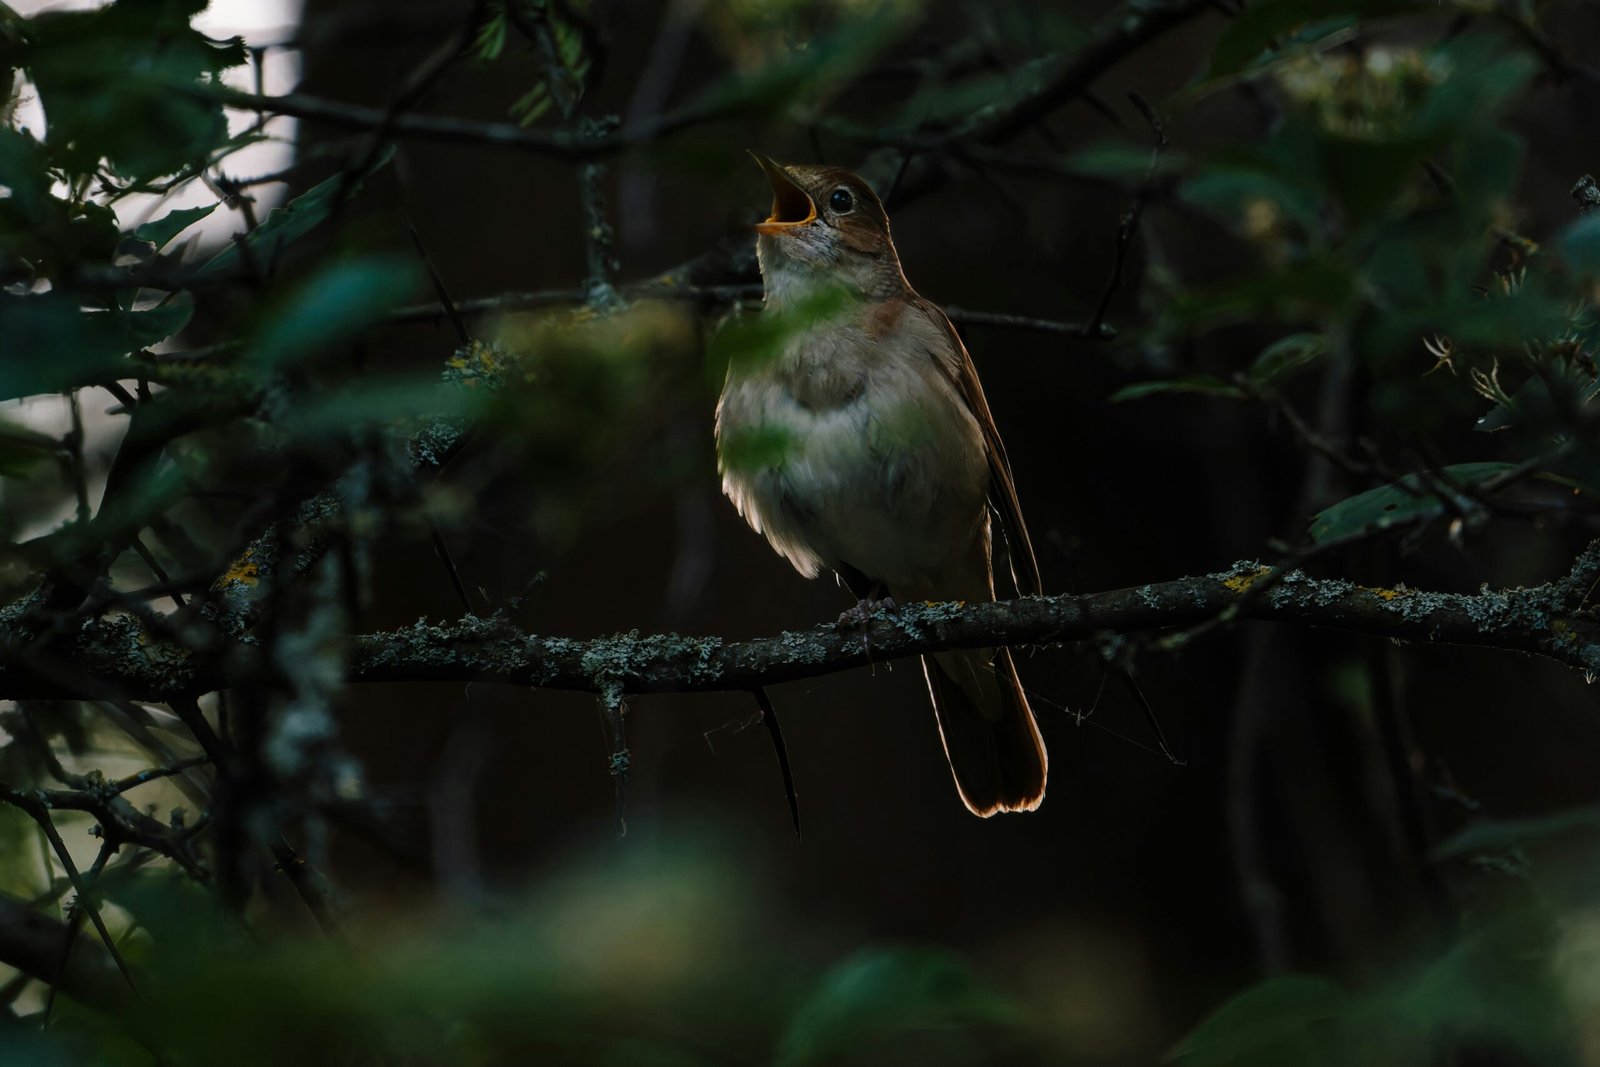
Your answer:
715,310 -> 989,592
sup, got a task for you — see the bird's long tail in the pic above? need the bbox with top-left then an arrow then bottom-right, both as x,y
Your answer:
922,647 -> 1046,816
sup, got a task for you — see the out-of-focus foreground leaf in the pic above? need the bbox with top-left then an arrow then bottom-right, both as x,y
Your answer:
5,0 -> 245,180
0,292 -> 193,399
774,947 -> 1019,1067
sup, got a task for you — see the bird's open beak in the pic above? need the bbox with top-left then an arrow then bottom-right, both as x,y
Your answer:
749,151 -> 815,235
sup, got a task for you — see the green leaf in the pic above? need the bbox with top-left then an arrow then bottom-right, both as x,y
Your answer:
192,147 -> 393,281
473,7 -> 508,62
1413,37 -> 1535,137
774,947 -> 1017,1067
1169,975 -> 1349,1066
134,203 -> 218,251
510,84 -> 555,127
705,284 -> 851,384
1250,332 -> 1328,385
1182,15 -> 1359,100
0,291 -> 193,399
685,11 -> 905,119
717,422 -> 798,474
0,134 -> 120,276
1110,375 -> 1247,403
1560,214 -> 1600,277
1180,118 -> 1327,236
0,126 -> 51,221
1318,132 -> 1432,223
1433,807 -> 1600,861
1205,0 -> 1425,80
1164,258 -> 1358,332
250,256 -> 418,369
11,0 -> 245,180
1476,367 -> 1600,434
1307,461 -> 1516,543
1061,140 -> 1185,183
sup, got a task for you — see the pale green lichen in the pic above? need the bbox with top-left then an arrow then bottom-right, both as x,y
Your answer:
777,629 -> 830,664
576,630 -> 727,699
890,599 -> 968,639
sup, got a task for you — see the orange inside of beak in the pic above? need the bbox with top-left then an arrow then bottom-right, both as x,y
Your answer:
750,153 -> 815,234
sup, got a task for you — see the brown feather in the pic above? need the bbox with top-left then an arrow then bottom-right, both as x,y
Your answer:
908,295 -> 1043,597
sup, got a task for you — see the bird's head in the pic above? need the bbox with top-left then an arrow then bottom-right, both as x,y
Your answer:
748,153 -> 908,304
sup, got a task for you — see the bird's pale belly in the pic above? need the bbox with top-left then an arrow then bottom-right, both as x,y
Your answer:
718,370 -> 989,591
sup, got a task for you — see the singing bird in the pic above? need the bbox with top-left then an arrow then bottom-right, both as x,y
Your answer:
715,155 -> 1047,816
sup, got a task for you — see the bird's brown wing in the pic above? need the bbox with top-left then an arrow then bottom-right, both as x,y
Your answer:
910,295 -> 1042,597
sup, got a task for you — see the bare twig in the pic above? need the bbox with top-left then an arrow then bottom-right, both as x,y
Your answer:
1084,91 -> 1168,338
752,686 -> 801,839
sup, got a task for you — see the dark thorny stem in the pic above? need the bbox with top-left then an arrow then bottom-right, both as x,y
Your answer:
753,686 -> 801,839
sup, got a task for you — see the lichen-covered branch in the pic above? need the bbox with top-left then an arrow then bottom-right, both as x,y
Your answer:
5,551 -> 1600,703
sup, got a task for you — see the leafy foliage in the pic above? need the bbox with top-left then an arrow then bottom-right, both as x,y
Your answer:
1307,462 -> 1518,543
3,0 -> 244,181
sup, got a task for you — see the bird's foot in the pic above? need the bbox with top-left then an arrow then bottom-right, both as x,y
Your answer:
837,596 -> 897,628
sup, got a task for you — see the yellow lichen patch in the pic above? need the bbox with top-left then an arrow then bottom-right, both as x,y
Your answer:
220,554 -> 260,587
1222,566 -> 1272,593
1361,586 -> 1410,601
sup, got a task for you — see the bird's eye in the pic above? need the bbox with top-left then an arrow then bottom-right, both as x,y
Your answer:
828,188 -> 854,214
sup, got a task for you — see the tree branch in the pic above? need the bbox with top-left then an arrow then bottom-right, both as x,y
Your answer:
4,550 -> 1600,702
0,893 -> 132,1013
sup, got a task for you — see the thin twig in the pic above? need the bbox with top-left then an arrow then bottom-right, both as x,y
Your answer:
11,799 -> 138,997
1083,91 -> 1168,338
752,686 -> 801,839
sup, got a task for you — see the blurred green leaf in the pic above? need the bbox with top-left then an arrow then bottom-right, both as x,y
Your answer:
686,11 -> 905,119
1205,0 -> 1424,80
133,203 -> 218,252
1183,16 -> 1360,100
718,422 -> 798,474
249,256 -> 418,369
192,148 -> 393,281
511,83 -> 555,126
0,134 -> 119,278
1318,132 -> 1432,223
0,126 -> 51,221
1169,975 -> 1348,1066
1110,375 -> 1246,403
8,0 -> 245,180
1176,913 -> 1573,1067
1433,807 -> 1600,861
774,947 -> 1017,1067
472,5 -> 508,62
273,378 -> 484,444
1560,214 -> 1600,277
1181,117 -> 1327,236
0,1026 -> 87,1067
1251,332 -> 1328,384
1165,258 -> 1358,332
1307,461 -> 1515,543
1413,37 -> 1534,137
1475,365 -> 1600,434
1061,141 -> 1185,184
705,285 -> 850,384
0,292 -> 193,399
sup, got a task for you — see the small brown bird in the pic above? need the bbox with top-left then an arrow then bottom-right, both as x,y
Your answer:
715,155 -> 1047,816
